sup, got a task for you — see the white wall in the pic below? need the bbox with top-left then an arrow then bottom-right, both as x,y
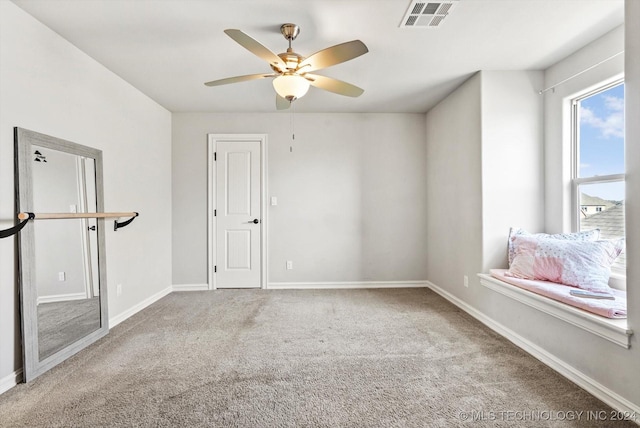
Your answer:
426,69 -> 544,301
0,1 -> 172,389
426,73 -> 483,291
32,148 -> 86,299
172,113 -> 428,285
481,71 -> 545,271
426,22 -> 639,410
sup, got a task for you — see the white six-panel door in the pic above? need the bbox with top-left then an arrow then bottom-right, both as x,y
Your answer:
214,140 -> 262,288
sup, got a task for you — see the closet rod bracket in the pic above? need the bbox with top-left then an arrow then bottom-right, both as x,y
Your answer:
114,212 -> 139,231
0,213 -> 35,239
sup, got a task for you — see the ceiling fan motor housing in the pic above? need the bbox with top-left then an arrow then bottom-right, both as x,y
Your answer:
272,51 -> 304,73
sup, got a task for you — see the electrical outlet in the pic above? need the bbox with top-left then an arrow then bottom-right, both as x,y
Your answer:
286,261 -> 293,270
271,196 -> 278,206
58,272 -> 66,282
464,275 -> 469,288
116,284 -> 122,296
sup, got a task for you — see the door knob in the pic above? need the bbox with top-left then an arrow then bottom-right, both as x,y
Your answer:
251,219 -> 259,224
88,226 -> 96,231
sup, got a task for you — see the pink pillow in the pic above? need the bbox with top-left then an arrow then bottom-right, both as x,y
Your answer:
507,227 -> 600,267
506,235 -> 624,292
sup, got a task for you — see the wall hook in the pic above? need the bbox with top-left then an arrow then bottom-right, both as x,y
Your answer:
114,212 -> 139,231
0,213 -> 35,239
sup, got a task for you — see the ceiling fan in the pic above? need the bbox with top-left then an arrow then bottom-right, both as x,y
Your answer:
204,24 -> 368,110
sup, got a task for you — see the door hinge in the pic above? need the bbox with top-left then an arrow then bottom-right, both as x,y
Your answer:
214,265 -> 217,273
214,152 -> 217,161
214,209 -> 217,217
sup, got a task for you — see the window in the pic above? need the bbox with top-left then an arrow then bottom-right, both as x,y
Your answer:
571,81 -> 625,274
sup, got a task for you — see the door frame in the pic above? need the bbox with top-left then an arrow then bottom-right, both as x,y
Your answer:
207,134 -> 268,290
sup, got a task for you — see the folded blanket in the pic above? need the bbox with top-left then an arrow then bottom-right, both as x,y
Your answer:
490,269 -> 627,319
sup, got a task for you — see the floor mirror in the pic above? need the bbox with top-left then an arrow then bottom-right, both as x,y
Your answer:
15,127 -> 109,382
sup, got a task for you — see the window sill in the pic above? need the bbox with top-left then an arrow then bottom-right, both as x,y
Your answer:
478,274 -> 632,348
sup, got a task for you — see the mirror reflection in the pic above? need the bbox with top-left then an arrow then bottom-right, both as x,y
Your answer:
31,145 -> 101,360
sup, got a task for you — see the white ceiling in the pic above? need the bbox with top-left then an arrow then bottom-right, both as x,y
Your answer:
12,0 -> 624,113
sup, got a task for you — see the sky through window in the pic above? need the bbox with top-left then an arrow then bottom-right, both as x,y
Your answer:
578,83 -> 625,201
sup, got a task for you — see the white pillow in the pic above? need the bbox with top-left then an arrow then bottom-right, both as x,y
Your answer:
506,235 -> 624,292
507,227 -> 600,267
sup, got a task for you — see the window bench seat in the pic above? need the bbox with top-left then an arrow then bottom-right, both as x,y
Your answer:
478,270 -> 632,348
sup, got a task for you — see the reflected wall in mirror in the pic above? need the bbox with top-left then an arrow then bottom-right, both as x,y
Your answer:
32,147 -> 101,360
15,128 -> 109,382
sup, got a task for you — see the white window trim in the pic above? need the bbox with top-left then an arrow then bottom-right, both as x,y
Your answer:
569,78 -> 625,232
569,79 -> 626,286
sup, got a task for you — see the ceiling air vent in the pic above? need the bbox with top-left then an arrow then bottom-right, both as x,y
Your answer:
400,0 -> 459,28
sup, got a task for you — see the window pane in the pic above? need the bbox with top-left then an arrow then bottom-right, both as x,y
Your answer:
578,83 -> 624,178
578,181 -> 625,272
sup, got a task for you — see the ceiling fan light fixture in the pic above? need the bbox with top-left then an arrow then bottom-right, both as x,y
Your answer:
272,74 -> 309,101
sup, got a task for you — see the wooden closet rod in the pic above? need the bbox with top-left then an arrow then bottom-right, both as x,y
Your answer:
18,212 -> 137,220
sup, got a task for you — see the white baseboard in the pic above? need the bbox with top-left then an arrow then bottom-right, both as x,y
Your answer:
172,283 -> 209,291
37,292 -> 86,305
0,369 -> 22,395
268,280 -> 429,290
109,285 -> 172,328
426,280 -> 640,420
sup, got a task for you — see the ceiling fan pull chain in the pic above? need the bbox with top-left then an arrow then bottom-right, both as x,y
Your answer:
291,102 -> 296,141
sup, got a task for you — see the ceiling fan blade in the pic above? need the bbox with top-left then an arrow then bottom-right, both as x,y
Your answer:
224,29 -> 286,70
204,73 -> 275,87
276,95 -> 291,110
305,74 -> 364,97
298,40 -> 368,73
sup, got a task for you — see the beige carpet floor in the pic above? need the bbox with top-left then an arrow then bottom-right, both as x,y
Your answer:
0,288 -> 634,427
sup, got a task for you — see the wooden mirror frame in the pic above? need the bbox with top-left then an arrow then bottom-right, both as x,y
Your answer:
15,127 -> 109,382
